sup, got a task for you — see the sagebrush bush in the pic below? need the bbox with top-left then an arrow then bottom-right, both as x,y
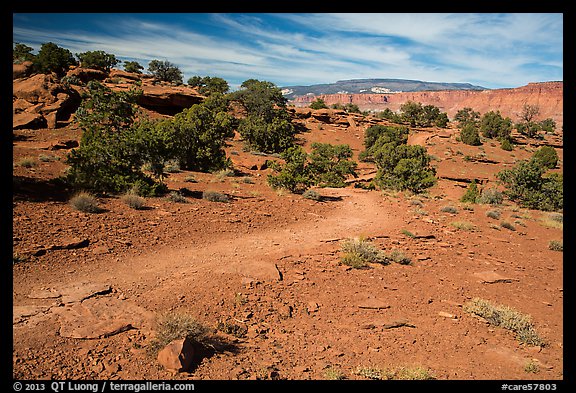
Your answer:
440,205 -> 458,214
167,191 -> 187,203
486,210 -> 501,219
147,312 -> 209,355
548,240 -> 563,252
302,189 -> 322,201
202,190 -> 230,203
69,192 -> 100,213
121,193 -> 146,210
340,237 -> 388,268
464,298 -> 544,346
477,188 -> 504,205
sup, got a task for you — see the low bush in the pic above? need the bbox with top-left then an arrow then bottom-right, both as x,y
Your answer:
202,190 -> 230,203
147,312 -> 209,355
121,192 -> 146,210
69,192 -> 100,213
464,298 -> 545,346
548,240 -> 563,252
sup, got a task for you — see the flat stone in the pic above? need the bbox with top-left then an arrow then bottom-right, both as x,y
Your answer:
58,281 -> 112,304
473,270 -> 518,284
51,296 -> 153,339
13,305 -> 50,324
28,288 -> 61,299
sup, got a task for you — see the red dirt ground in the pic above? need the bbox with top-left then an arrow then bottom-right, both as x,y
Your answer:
12,112 -> 564,382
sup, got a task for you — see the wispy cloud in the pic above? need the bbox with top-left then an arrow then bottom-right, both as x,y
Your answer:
12,13 -> 563,89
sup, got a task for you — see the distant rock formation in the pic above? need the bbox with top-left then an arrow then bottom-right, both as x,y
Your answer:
290,82 -> 563,127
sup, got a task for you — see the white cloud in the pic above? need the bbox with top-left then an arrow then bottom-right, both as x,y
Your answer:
13,13 -> 562,89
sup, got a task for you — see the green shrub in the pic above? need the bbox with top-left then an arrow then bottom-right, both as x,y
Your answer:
76,50 -> 119,72
69,192 -> 100,213
500,138 -> 514,151
460,180 -> 480,203
309,98 -> 328,110
66,81 -> 170,196
148,59 -> 183,84
267,143 -> 357,192
307,143 -> 357,187
497,159 -> 563,211
479,111 -> 512,140
238,112 -> 295,154
460,123 -> 481,146
187,76 -> 229,95
33,42 -> 77,76
532,146 -> 558,169
167,94 -> 235,172
123,60 -> 144,74
202,190 -> 230,203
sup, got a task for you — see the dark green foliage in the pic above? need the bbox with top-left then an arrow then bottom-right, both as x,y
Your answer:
123,61 -> 144,74
360,123 -> 435,193
454,107 -> 480,127
267,146 -> 311,193
309,98 -> 328,110
267,143 -> 358,192
376,108 -> 402,123
532,146 -> 558,169
461,180 -> 480,203
479,111 -> 512,140
238,112 -> 295,154
399,101 -> 448,128
539,118 -> 556,133
13,42 -> 35,63
231,79 -> 287,119
460,123 -> 482,146
33,42 -> 77,76
148,59 -> 183,84
360,125 -> 409,161
374,144 -> 437,193
166,94 -> 235,171
232,79 -> 295,153
187,76 -> 229,95
307,143 -> 357,187
76,50 -> 119,72
500,138 -> 514,151
497,159 -> 563,211
65,81 -> 168,196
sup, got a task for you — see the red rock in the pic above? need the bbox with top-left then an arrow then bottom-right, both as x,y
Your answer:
157,337 -> 196,372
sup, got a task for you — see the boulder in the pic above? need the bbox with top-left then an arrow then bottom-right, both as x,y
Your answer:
137,84 -> 203,114
157,337 -> 196,372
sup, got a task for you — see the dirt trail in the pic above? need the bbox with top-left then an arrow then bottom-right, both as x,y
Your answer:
54,187 -> 400,301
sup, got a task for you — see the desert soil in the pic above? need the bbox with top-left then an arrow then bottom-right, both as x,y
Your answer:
12,115 -> 564,382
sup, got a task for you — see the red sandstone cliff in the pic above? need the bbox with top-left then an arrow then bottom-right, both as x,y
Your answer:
290,82 -> 563,127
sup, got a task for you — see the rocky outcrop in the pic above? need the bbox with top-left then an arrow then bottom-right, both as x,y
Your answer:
12,73 -> 81,129
12,66 -> 205,129
291,82 -> 563,127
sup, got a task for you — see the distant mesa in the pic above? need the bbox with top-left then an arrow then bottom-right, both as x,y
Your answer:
281,78 -> 487,98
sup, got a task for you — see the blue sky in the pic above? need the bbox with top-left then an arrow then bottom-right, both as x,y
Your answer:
12,13 -> 563,90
